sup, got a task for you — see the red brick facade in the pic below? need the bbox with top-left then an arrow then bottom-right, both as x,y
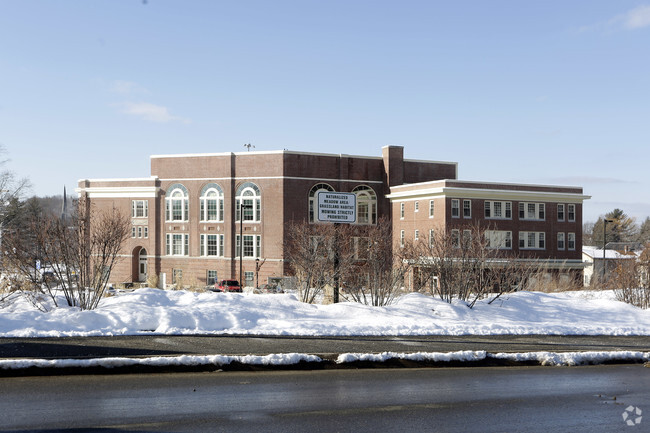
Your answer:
78,147 -> 588,289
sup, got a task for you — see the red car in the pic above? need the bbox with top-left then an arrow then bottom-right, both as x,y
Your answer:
215,279 -> 242,293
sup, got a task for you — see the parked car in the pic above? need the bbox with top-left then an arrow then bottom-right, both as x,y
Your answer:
215,279 -> 242,293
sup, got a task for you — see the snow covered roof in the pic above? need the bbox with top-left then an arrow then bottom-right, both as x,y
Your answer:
582,246 -> 637,260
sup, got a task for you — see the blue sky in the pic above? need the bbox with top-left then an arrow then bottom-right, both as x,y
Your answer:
1,0 -> 649,223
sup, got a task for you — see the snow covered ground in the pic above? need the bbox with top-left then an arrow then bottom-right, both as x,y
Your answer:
1,288 -> 649,369
1,288 -> 649,338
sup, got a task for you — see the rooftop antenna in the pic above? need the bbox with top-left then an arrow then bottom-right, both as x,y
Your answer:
244,143 -> 255,152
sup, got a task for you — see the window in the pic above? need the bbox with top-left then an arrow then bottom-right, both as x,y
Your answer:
236,182 -> 261,222
484,201 -> 512,219
131,200 -> 148,218
165,184 -> 189,222
353,185 -> 377,225
308,183 -> 335,223
451,199 -> 460,218
166,233 -> 189,256
400,203 -> 405,219
132,227 -> 136,238
557,232 -> 565,250
352,237 -> 371,260
518,231 -> 546,249
429,200 -> 435,218
236,234 -> 261,258
172,269 -> 182,285
451,229 -> 460,248
463,200 -> 471,218
568,233 -> 576,250
568,204 -> 576,222
400,230 -> 405,248
414,230 -> 419,241
414,201 -> 419,212
137,226 -> 143,238
462,229 -> 472,247
519,202 -> 545,220
244,271 -> 254,287
206,270 -> 218,286
429,229 -> 435,248
200,183 -> 224,222
200,234 -> 224,257
144,227 -> 148,238
485,230 -> 512,249
557,204 -> 565,221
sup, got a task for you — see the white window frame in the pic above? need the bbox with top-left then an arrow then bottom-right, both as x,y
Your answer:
451,199 -> 460,218
568,232 -> 576,250
400,230 -> 405,248
166,233 -> 190,256
200,234 -> 224,257
463,200 -> 471,218
429,200 -> 434,218
236,182 -> 261,223
165,184 -> 189,222
353,185 -> 377,225
200,184 -> 224,222
519,202 -> 545,221
518,231 -> 546,250
236,234 -> 261,258
414,201 -> 419,212
400,203 -> 405,219
131,200 -> 148,218
484,201 -> 512,219
568,204 -> 576,222
557,204 -> 565,221
451,229 -> 460,248
485,230 -> 512,249
557,232 -> 565,250
131,227 -> 136,238
414,230 -> 419,241
429,228 -> 435,248
309,183 -> 335,223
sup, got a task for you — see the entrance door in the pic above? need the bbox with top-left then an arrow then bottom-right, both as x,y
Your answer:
139,248 -> 148,282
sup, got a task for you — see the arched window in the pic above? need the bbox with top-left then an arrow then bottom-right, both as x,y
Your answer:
200,183 -> 224,222
165,184 -> 189,222
353,185 -> 377,225
308,183 -> 335,223
235,182 -> 261,222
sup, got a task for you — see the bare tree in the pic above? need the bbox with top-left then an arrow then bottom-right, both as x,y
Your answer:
283,221 -> 355,303
412,224 -> 547,307
609,249 -> 650,309
341,218 -> 411,306
2,197 -> 130,311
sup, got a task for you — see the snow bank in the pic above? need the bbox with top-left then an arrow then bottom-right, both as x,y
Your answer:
0,288 -> 649,337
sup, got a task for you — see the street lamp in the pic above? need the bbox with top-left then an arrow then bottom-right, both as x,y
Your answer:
602,218 -> 615,281
239,201 -> 253,287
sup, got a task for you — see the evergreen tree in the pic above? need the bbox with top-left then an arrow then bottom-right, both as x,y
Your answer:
592,209 -> 638,246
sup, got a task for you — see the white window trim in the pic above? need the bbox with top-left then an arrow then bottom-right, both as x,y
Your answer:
484,200 -> 512,220
557,232 -> 565,250
518,231 -> 546,250
568,232 -> 576,250
568,204 -> 576,222
131,200 -> 148,218
519,202 -> 546,221
557,204 -> 565,222
429,200 -> 434,218
463,200 -> 471,219
166,233 -> 190,256
485,230 -> 512,249
236,234 -> 262,258
200,234 -> 224,257
451,199 -> 460,218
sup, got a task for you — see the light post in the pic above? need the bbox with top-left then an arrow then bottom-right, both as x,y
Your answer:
602,218 -> 615,281
239,201 -> 253,287
255,258 -> 260,288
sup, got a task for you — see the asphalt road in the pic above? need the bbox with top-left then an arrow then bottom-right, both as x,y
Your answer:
0,334 -> 648,360
1,365 -> 647,432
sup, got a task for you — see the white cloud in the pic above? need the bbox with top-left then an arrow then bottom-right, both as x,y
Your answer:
578,5 -> 650,33
622,4 -> 650,29
110,80 -> 148,95
121,102 -> 191,124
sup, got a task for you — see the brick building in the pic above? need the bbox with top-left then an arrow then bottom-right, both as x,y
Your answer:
77,146 -> 589,289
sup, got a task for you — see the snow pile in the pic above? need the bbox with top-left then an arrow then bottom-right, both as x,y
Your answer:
0,353 -> 322,370
336,350 -> 486,363
0,288 -> 649,337
492,351 -> 650,366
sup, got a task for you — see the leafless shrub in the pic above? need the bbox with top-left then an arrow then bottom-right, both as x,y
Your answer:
2,197 -> 130,310
341,218 -> 411,306
609,251 -> 650,309
411,224 -> 551,307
